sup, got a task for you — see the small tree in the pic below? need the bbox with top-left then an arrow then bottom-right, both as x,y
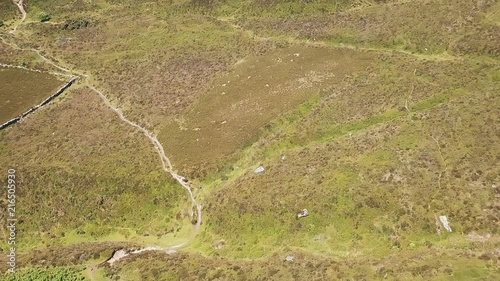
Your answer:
0,21 -> 4,27
39,12 -> 51,22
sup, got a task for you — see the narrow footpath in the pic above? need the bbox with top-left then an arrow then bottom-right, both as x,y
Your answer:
4,0 -> 204,271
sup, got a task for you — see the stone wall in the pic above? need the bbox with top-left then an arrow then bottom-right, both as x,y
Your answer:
0,77 -> 78,131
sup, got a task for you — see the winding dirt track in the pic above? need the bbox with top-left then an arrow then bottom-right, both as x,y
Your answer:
5,0 -> 203,268
91,85 -> 203,238
10,0 -> 26,33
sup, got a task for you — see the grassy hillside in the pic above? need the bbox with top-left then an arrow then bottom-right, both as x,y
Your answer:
0,0 -> 17,24
0,66 -> 66,124
198,53 -> 499,259
0,0 -> 498,280
0,89 -> 190,253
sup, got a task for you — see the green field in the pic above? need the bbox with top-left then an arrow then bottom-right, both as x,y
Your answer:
0,0 -> 499,280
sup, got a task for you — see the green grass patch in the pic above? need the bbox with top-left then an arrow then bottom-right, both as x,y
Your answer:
412,89 -> 468,112
3,266 -> 87,281
318,108 -> 402,141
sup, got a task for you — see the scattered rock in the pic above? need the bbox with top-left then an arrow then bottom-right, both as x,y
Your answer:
381,170 -> 404,183
284,255 -> 295,262
254,166 -> 265,174
389,234 -> 399,241
313,234 -> 325,241
131,246 -> 161,254
281,155 -> 286,161
165,249 -> 177,255
296,209 -> 309,219
439,216 -> 452,232
107,249 -> 128,266
213,239 -> 226,250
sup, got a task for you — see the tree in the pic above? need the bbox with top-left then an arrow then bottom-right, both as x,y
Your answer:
39,13 -> 51,22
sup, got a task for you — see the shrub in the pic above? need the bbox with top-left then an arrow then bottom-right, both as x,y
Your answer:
4,267 -> 86,281
39,13 -> 51,22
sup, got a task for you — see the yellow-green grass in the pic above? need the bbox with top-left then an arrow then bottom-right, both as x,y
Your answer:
0,89 -> 191,255
236,0 -> 500,60
193,50 -> 499,264
0,0 -> 498,279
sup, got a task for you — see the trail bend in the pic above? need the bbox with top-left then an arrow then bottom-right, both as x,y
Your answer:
5,0 -> 204,268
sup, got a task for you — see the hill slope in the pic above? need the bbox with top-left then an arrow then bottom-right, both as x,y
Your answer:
0,0 -> 498,280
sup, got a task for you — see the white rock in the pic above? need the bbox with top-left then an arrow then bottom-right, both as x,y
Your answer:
254,166 -> 265,174
297,209 -> 309,219
107,250 -> 129,266
131,246 -> 161,254
165,249 -> 177,255
439,216 -> 452,232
